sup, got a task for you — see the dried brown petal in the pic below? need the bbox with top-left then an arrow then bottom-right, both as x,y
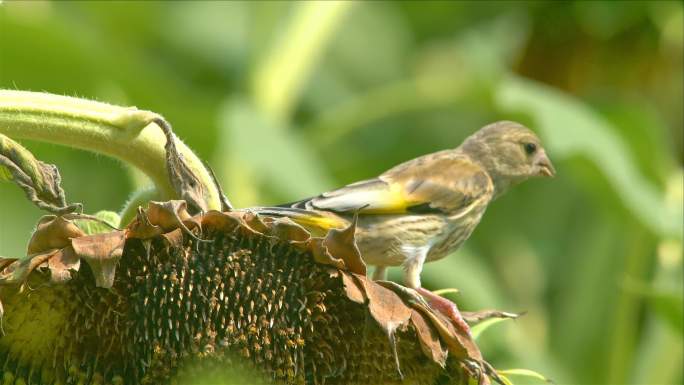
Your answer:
200,210 -> 241,232
411,309 -> 448,367
351,274 -> 412,334
127,207 -> 163,240
27,216 -> 86,255
147,201 -> 194,232
265,218 -> 310,243
0,250 -> 57,285
242,211 -> 270,234
409,297 -> 481,361
71,231 -> 125,288
46,246 -> 80,283
320,216 -> 366,276
309,238 -> 346,270
161,228 -> 184,248
462,310 -> 522,325
340,271 -> 365,304
0,257 -> 18,271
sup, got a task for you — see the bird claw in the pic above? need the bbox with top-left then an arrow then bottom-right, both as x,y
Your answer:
374,280 -> 432,309
375,282 -> 471,336
416,287 -> 471,335
462,358 -> 506,385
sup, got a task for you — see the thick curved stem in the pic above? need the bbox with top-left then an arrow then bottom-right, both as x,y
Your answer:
0,90 -> 221,211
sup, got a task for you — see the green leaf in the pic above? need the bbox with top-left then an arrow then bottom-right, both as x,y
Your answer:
471,316 -> 512,340
74,211 -> 121,235
497,368 -> 552,383
432,288 -> 460,296
498,373 -> 515,385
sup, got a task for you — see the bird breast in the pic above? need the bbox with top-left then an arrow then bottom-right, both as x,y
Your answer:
352,209 -> 486,267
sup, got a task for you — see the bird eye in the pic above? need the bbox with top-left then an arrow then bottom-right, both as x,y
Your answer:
523,142 -> 537,155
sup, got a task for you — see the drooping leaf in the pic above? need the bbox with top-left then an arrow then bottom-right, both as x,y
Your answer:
0,134 -> 81,215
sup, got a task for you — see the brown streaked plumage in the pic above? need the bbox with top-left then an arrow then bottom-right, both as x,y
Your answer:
253,121 -> 555,332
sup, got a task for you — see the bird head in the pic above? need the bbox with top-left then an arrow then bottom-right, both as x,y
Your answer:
459,121 -> 555,197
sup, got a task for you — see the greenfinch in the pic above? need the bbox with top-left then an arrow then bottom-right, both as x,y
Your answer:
255,121 -> 555,333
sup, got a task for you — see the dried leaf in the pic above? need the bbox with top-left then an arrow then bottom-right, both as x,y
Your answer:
320,216 -> 366,276
46,247 -> 80,283
127,207 -> 163,240
339,271 -> 365,304
266,218 -> 311,243
71,231 -> 125,288
309,238 -> 345,270
0,250 -> 58,285
155,117 -> 209,214
410,309 -> 448,367
350,273 -> 412,378
147,201 -> 194,231
377,280 -> 482,361
161,228 -> 184,248
242,211 -> 270,234
462,310 -> 521,325
0,257 -> 18,271
200,210 -> 242,232
147,201 -> 207,243
27,216 -> 86,255
0,134 -> 81,215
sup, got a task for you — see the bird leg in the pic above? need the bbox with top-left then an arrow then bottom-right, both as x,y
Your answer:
372,265 -> 388,281
401,246 -> 471,335
416,287 -> 471,335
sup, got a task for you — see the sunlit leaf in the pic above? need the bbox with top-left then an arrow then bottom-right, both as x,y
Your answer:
432,288 -> 460,296
498,373 -> 515,385
497,368 -> 552,383
73,210 -> 121,235
471,316 -> 511,340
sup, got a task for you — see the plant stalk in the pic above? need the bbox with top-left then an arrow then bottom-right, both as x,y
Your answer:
0,90 -> 221,211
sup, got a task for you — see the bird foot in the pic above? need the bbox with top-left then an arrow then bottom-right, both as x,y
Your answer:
416,287 -> 471,335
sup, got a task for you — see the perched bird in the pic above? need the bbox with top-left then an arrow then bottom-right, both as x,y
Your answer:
254,121 -> 555,333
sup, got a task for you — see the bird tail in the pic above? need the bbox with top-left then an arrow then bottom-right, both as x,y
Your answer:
249,206 -> 349,232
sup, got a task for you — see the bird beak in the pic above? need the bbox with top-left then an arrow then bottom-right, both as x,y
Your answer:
535,150 -> 556,177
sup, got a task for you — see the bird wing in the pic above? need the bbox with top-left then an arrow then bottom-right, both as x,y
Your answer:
291,154 -> 494,215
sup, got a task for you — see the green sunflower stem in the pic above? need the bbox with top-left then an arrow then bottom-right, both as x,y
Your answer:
0,90 -> 222,212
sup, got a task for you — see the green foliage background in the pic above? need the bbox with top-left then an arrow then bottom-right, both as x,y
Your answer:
0,1 -> 682,384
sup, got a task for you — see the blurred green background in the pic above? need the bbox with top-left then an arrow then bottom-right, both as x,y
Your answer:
0,1 -> 682,384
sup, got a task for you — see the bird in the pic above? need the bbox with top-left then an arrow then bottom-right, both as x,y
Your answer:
253,121 -> 555,334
